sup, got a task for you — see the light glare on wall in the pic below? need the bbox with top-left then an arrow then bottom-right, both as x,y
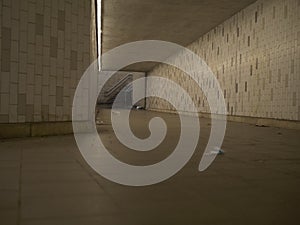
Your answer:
97,0 -> 102,69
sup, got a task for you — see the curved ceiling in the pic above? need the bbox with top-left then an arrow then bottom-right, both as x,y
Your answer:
101,0 -> 256,71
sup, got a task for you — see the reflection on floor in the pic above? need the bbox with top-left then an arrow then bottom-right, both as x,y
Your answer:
0,109 -> 299,225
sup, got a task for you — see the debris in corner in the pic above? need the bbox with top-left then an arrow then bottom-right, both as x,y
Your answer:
96,120 -> 104,125
255,124 -> 269,127
134,105 -> 145,110
205,148 -> 225,156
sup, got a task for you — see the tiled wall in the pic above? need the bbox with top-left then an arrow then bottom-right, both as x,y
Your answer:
147,0 -> 300,121
0,0 -> 95,123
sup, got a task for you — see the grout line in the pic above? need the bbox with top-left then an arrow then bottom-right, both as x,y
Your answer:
72,157 -> 123,210
17,148 -> 23,225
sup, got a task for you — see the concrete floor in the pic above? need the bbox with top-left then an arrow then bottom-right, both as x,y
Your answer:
0,109 -> 300,225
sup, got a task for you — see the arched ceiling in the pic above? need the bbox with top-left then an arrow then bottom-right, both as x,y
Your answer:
101,0 -> 256,71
